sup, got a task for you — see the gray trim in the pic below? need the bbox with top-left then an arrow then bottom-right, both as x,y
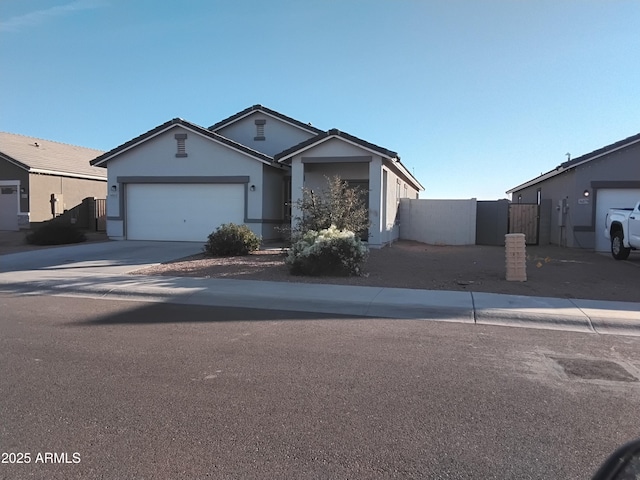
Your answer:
254,119 -> 266,141
108,177 -> 286,235
114,176 -> 250,235
572,181 -> 640,235
250,218 -> 283,224
245,218 -> 283,224
117,176 -> 250,184
591,181 -> 640,189
301,155 -> 372,164
175,133 -> 187,158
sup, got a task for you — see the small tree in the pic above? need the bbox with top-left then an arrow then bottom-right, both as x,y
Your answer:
292,176 -> 370,240
284,176 -> 370,276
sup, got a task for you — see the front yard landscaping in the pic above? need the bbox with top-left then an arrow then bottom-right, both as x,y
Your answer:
132,241 -> 640,303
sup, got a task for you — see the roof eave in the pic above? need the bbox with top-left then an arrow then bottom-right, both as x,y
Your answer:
90,119 -> 276,167
506,168 -> 566,194
507,132 -> 640,194
390,158 -> 425,191
276,131 -> 398,164
29,168 -> 107,181
0,152 -> 30,171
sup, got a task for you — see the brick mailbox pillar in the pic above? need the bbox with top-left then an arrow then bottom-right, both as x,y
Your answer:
505,233 -> 527,282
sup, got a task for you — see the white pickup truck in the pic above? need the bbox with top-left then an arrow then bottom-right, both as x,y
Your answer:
604,201 -> 640,259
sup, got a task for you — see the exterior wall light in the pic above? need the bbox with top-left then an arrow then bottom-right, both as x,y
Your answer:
583,189 -> 590,197
111,185 -> 117,192
250,185 -> 256,191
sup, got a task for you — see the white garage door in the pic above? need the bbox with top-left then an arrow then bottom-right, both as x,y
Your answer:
594,188 -> 640,252
126,183 -> 245,241
0,185 -> 19,231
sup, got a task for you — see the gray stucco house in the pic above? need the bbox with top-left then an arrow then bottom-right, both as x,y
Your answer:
0,132 -> 106,231
90,105 -> 424,247
507,132 -> 640,251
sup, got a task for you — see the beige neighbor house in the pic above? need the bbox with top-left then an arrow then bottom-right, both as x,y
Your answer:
90,105 -> 424,247
0,132 -> 107,231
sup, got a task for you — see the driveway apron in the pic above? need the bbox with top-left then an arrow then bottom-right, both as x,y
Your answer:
0,241 -> 203,275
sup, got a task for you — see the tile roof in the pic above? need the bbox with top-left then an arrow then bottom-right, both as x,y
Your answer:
559,131 -> 640,169
506,131 -> 640,194
208,104 -> 324,135
0,132 -> 106,180
274,128 -> 399,162
90,118 -> 277,167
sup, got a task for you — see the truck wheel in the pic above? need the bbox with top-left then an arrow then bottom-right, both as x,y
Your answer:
611,231 -> 631,260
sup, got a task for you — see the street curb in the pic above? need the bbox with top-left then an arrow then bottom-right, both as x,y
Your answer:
571,299 -> 640,337
0,274 -> 475,323
473,293 -> 596,333
0,273 -> 639,336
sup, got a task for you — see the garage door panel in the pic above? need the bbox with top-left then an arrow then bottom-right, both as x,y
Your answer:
126,184 -> 245,241
595,188 -> 640,252
0,185 -> 19,231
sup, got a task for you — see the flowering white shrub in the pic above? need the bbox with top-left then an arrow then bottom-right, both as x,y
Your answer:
286,225 -> 369,276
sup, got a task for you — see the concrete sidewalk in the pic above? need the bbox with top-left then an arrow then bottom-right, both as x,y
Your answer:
1,269 -> 639,337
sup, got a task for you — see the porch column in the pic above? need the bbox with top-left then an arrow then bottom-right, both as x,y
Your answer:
290,158 -> 304,232
368,156 -> 383,247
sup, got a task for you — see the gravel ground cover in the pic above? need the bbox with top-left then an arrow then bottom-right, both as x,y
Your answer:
133,240 -> 640,303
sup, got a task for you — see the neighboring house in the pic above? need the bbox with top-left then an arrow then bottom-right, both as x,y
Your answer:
90,105 -> 424,247
506,132 -> 640,251
0,132 -> 107,231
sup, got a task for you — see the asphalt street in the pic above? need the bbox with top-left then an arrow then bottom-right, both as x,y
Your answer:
1,294 -> 639,479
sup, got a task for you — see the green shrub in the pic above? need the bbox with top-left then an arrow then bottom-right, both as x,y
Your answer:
204,223 -> 261,256
286,225 -> 368,276
25,222 -> 86,246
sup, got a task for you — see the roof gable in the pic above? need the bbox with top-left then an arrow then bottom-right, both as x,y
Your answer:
275,128 -> 423,191
0,132 -> 106,180
90,118 -> 278,167
275,128 -> 399,163
209,104 -> 323,136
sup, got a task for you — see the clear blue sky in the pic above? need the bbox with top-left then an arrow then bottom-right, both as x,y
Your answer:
1,0 -> 639,199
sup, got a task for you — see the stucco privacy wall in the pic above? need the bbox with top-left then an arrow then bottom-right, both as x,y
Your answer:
399,199 -> 477,245
104,126 -> 268,239
29,174 -> 107,223
215,112 -> 316,157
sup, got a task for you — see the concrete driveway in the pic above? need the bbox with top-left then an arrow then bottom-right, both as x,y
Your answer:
0,240 -> 203,274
